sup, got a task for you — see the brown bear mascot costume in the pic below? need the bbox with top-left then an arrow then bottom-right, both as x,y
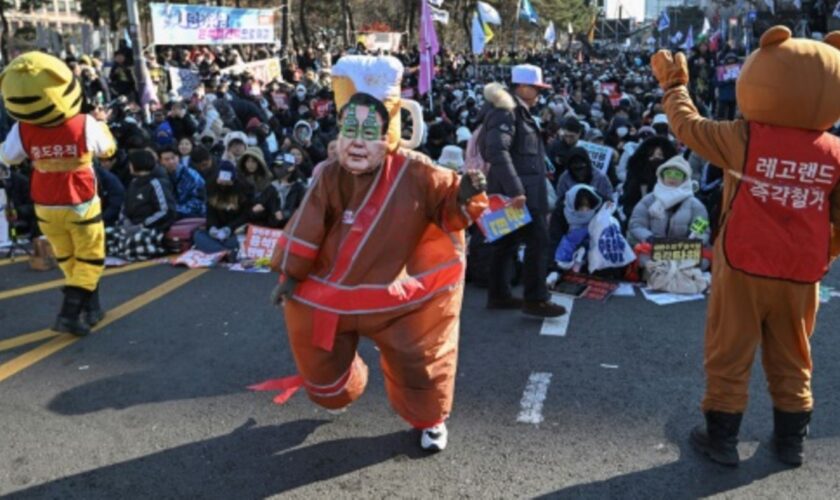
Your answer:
653,27 -> 840,467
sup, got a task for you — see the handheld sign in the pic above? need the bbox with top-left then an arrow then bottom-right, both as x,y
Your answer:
577,140 -> 614,174
476,194 -> 533,243
242,224 -> 285,260
651,238 -> 702,266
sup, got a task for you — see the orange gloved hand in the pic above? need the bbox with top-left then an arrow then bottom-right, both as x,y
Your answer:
652,50 -> 689,91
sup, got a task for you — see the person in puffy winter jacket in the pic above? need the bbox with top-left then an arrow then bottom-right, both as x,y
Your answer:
628,154 -> 710,269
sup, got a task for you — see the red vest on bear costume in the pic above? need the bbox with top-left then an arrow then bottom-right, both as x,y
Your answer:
724,122 -> 840,283
19,114 -> 94,206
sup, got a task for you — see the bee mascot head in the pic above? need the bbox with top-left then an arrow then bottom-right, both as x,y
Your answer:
0,51 -> 83,127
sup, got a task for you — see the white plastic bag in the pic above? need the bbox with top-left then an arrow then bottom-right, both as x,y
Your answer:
587,204 -> 636,272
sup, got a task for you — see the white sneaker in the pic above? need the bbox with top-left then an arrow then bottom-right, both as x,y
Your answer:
325,405 -> 350,416
420,423 -> 448,452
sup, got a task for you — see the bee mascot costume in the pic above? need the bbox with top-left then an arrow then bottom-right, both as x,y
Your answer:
0,52 -> 116,336
653,27 -> 840,467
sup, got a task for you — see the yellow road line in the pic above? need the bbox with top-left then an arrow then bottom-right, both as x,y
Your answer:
0,329 -> 57,352
0,260 -> 160,301
0,268 -> 207,383
0,258 -> 26,268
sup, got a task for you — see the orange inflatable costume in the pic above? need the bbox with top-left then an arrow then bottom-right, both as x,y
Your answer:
653,27 -> 840,467
252,56 -> 488,452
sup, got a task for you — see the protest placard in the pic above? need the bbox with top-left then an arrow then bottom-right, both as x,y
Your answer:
168,67 -> 202,99
150,3 -> 276,45
476,195 -> 532,243
716,63 -> 741,82
220,58 -> 283,83
577,140 -> 614,174
242,225 -> 284,260
651,238 -> 702,266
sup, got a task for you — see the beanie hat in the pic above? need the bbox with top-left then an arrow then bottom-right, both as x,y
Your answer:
224,131 -> 248,150
437,145 -> 465,171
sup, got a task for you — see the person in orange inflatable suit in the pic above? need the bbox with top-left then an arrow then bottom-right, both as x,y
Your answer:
652,27 -> 840,467
250,56 -> 488,452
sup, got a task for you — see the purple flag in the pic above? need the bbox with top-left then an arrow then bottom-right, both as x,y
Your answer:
418,0 -> 439,96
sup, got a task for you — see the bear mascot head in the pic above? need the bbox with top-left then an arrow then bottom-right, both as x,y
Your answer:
736,26 -> 840,131
0,51 -> 83,127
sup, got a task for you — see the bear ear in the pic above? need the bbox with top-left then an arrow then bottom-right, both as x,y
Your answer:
825,32 -> 840,51
760,26 -> 792,48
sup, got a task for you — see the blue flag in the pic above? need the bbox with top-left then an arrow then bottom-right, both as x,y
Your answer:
520,0 -> 539,24
657,10 -> 670,31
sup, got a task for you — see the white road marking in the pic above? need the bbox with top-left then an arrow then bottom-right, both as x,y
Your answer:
540,293 -> 574,337
517,371 -> 552,424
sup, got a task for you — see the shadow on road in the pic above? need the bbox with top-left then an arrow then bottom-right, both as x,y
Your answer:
46,370 -> 244,415
537,409 -> 791,499
5,419 -> 428,499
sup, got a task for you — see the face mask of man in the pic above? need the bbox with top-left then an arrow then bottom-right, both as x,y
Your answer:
337,104 -> 388,175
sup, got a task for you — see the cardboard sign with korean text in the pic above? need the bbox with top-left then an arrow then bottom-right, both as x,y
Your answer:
651,238 -> 702,266
716,63 -> 741,82
577,140 -> 614,174
476,195 -> 532,243
242,224 -> 284,260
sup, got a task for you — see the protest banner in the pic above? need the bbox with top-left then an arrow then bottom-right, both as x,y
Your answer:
150,3 -> 276,45
172,249 -> 228,269
168,67 -> 202,99
577,140 -> 614,174
220,58 -> 283,83
242,224 -> 284,260
651,238 -> 702,266
476,195 -> 532,243
716,63 -> 741,82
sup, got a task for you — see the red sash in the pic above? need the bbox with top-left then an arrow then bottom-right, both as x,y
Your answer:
724,123 -> 840,283
297,153 -> 411,351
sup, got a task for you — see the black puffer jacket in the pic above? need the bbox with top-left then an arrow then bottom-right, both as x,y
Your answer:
480,83 -> 550,215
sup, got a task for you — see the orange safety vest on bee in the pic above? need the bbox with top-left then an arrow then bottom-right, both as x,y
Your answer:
724,123 -> 840,283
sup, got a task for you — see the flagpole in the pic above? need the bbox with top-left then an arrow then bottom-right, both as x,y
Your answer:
512,0 -> 521,54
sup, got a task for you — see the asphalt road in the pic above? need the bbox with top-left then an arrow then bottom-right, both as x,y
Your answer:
1,259 -> 839,499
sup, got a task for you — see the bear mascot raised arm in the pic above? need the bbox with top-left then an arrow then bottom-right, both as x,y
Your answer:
652,27 -> 840,468
0,51 -> 117,336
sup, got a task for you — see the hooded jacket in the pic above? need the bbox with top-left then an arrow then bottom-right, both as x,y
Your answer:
555,146 -> 615,207
555,184 -> 603,266
628,155 -> 709,246
237,146 -> 273,195
480,82 -> 550,215
621,135 -> 679,221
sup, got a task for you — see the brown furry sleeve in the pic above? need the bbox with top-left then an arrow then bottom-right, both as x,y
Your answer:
663,86 -> 749,172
